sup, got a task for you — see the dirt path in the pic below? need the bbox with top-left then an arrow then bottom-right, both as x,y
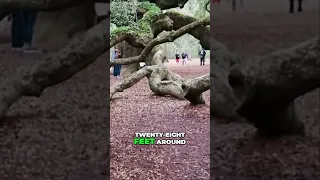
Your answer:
110,61 -> 210,179
211,4 -> 319,180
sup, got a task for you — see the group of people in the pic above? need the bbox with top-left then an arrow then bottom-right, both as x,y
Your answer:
175,51 -> 189,65
174,48 -> 207,66
112,49 -> 122,78
10,10 -> 38,53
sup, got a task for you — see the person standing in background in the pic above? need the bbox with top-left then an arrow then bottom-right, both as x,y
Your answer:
116,50 -> 122,78
113,49 -> 119,77
175,51 -> 180,64
289,0 -> 303,13
182,52 -> 188,65
11,11 -> 24,52
113,49 -> 122,79
21,10 -> 38,52
11,9 -> 38,53
199,48 -> 206,66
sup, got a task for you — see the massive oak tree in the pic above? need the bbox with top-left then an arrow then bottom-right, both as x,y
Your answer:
0,0 -> 318,137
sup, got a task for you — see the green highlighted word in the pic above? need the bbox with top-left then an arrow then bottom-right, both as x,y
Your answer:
133,138 -> 155,145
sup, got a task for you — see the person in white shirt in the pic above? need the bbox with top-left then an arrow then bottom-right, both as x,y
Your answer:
182,52 -> 188,65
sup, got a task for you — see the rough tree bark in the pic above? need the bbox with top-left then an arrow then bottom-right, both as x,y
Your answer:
0,18 -> 109,121
0,0 -> 198,122
210,27 -> 319,135
228,36 -> 320,136
116,41 -> 143,78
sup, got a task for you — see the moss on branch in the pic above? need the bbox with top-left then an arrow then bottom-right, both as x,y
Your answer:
110,2 -> 161,42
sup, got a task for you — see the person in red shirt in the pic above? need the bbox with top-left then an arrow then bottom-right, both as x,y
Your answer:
175,51 -> 180,63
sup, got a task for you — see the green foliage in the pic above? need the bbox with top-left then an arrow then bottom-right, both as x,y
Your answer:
111,1 -> 161,38
110,0 -> 137,27
135,2 -> 161,34
194,0 -> 209,18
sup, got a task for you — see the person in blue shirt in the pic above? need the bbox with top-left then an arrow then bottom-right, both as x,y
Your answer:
112,49 -> 118,76
112,49 -> 122,78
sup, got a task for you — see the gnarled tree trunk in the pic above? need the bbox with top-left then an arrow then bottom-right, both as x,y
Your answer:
116,41 -> 142,77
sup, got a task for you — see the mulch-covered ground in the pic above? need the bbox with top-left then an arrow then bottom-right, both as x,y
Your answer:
110,61 -> 210,179
211,8 -> 319,180
0,44 -> 109,179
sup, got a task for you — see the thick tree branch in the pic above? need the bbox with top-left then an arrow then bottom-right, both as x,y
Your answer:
111,63 -> 210,103
183,74 -> 210,104
0,19 -> 109,121
208,35 -> 244,122
110,66 -> 155,98
110,17 -> 209,67
229,36 -> 320,135
111,41 -> 209,104
110,31 -> 151,48
110,14 -> 173,48
164,12 -> 210,50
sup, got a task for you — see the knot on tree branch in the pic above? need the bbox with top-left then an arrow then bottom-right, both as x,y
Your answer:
151,15 -> 173,37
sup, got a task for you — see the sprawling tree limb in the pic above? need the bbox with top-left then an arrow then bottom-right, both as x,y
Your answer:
110,2 -> 174,77
111,63 -> 210,103
0,19 -> 109,121
110,30 -> 151,48
164,12 -> 210,50
183,74 -> 210,104
110,14 -> 173,48
228,36 -> 320,136
111,10 -> 210,51
110,66 -> 155,98
110,17 -> 210,103
110,17 -> 209,67
110,1 -> 211,104
109,1 -> 209,79
209,35 -> 244,122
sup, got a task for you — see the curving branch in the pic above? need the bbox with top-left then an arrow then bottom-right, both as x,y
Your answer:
183,73 -> 210,104
110,16 -> 210,104
110,66 -> 156,98
111,64 -> 210,104
164,12 -> 210,49
110,17 -> 210,67
210,26 -> 320,135
229,36 -> 320,136
0,19 -> 109,121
